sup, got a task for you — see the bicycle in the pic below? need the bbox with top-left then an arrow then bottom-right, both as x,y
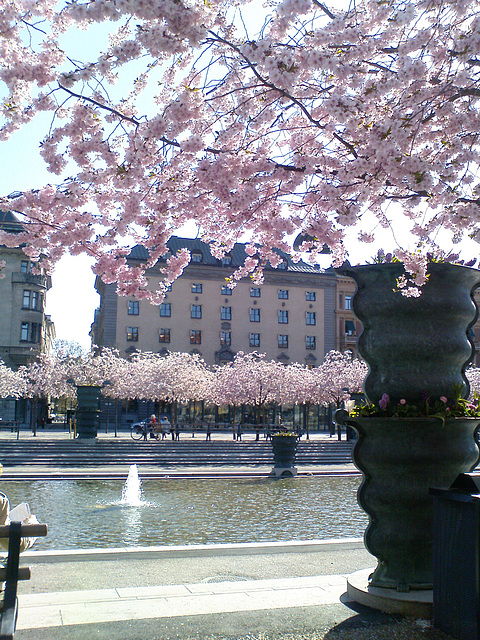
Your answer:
130,424 -> 146,440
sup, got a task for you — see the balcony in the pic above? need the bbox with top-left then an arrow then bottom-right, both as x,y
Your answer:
12,272 -> 51,289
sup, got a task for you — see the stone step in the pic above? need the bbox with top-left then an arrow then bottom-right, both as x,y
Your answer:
0,439 -> 354,467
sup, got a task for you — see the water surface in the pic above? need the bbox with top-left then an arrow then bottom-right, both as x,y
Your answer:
1,476 -> 366,550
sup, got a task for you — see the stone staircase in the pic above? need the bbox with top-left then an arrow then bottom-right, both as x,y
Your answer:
0,438 -> 354,469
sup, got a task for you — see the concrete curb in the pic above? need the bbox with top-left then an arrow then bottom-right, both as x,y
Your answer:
22,538 -> 365,563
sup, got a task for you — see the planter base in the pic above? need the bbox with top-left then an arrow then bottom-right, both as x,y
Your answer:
347,569 -> 433,619
269,466 -> 298,478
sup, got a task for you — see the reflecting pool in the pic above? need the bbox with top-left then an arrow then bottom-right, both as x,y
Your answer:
1,476 -> 367,551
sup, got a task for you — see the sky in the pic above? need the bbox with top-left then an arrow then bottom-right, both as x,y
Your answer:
44,254 -> 99,351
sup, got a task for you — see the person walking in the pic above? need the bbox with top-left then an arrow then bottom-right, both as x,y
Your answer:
236,423 -> 242,441
205,423 -> 211,441
175,423 -> 180,440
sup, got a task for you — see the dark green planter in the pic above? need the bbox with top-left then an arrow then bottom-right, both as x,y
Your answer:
338,262 -> 480,405
76,385 -> 101,440
336,261 -> 480,592
271,435 -> 298,468
347,417 -> 480,591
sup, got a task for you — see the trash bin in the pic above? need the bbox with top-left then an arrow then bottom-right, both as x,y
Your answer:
430,473 -> 480,640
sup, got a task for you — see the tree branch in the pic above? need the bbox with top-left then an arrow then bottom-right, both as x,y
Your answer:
57,83 -> 142,126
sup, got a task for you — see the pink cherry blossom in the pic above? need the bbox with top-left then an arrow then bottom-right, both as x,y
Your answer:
0,0 -> 478,299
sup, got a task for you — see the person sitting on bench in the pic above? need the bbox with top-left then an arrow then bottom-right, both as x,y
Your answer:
0,464 -> 39,553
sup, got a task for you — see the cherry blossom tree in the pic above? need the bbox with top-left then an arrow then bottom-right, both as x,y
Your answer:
212,352 -> 289,435
313,350 -> 368,407
281,363 -> 323,438
20,347 -> 129,404
0,360 -> 26,398
2,0 -> 480,298
20,352 -> 71,401
129,351 -> 213,423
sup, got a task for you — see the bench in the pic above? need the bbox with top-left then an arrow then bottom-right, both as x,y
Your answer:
0,522 -> 48,640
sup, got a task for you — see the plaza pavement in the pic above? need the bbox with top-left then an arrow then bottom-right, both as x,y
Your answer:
1,429 -> 412,640
14,539 -> 383,640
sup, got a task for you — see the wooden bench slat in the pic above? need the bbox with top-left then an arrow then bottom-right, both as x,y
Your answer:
0,521 -> 47,640
0,568 -> 30,582
0,524 -> 47,538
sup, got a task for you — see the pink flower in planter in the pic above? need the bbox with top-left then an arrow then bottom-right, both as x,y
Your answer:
379,393 -> 390,411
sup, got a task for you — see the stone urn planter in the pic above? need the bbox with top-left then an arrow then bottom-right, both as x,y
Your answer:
75,385 -> 101,440
347,416 -> 479,590
338,260 -> 480,591
270,434 -> 298,477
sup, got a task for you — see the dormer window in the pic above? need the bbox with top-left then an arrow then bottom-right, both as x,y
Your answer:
191,251 -> 202,263
221,254 -> 232,266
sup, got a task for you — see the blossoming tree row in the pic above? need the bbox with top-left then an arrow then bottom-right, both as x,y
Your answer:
4,349 -> 368,413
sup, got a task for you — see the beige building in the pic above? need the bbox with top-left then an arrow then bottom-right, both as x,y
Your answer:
335,274 -> 360,356
91,237 -> 339,366
0,211 -> 55,422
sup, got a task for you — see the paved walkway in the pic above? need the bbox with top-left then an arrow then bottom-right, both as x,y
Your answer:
15,540 -> 379,640
1,427 -> 349,442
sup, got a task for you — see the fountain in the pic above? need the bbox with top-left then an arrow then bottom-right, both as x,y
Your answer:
120,464 -> 143,506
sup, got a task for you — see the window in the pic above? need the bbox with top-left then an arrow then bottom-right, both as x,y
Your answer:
306,312 -> 316,325
345,320 -> 356,336
191,251 -> 202,263
128,300 -> 139,315
306,336 -> 316,350
160,303 -> 171,317
159,328 -> 170,343
127,327 -> 139,341
221,306 -> 232,320
20,260 -> 31,274
249,332 -> 260,347
191,304 -> 202,319
32,291 -> 40,310
250,308 -> 260,322
278,289 -> 289,299
278,334 -> 289,349
20,321 -> 41,343
277,259 -> 288,270
221,254 -> 232,266
191,283 -> 203,293
20,322 -> 29,342
278,310 -> 289,324
23,290 -> 42,310
345,295 -> 353,310
250,287 -> 261,298
306,291 -> 316,301
190,330 -> 202,344
220,331 -> 231,346
221,285 -> 232,296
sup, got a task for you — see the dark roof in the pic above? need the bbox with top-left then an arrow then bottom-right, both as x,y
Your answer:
0,210 -> 24,234
128,236 -> 323,274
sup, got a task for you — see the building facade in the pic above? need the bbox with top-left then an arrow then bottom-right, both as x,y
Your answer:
91,237 -> 339,366
0,211 -> 55,423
